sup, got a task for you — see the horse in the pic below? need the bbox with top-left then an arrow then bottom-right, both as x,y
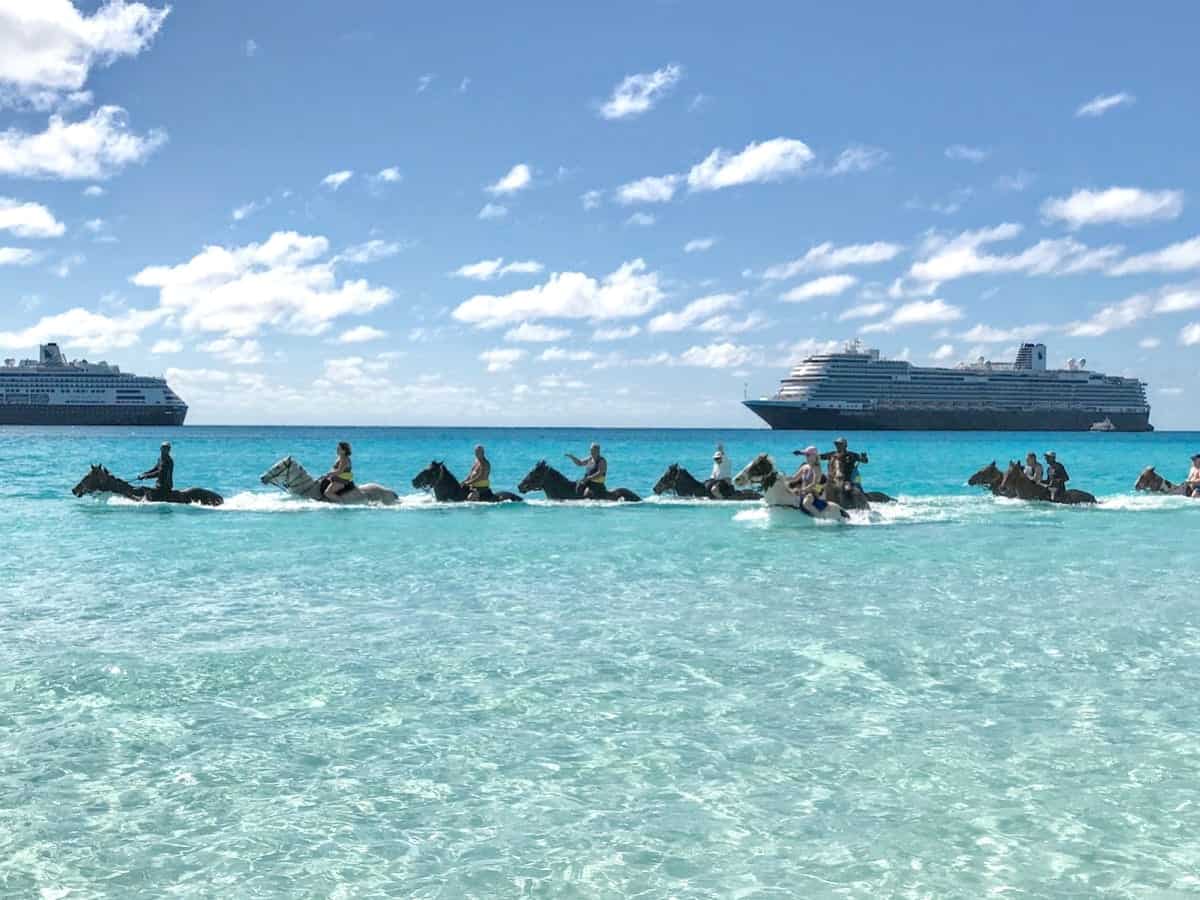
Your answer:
968,461 -> 1005,495
999,460 -> 1097,505
71,464 -> 224,506
411,461 -> 523,503
516,460 -> 641,502
260,456 -> 399,505
1134,466 -> 1192,496
652,463 -> 760,500
731,453 -> 850,521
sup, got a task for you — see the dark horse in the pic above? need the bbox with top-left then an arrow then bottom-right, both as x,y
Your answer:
72,464 -> 224,506
517,460 -> 641,502
411,461 -> 523,503
1134,466 -> 1193,496
652,464 -> 760,500
968,460 -> 1005,494
998,460 -> 1097,505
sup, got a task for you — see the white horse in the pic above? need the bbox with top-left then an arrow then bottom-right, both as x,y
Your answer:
732,453 -> 849,521
260,456 -> 400,505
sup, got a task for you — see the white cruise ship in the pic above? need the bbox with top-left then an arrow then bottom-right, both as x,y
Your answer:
0,343 -> 188,426
744,341 -> 1152,431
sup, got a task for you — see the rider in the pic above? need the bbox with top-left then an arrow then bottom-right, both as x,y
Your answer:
138,441 -> 174,500
820,437 -> 868,494
706,443 -> 734,499
1185,452 -> 1200,497
788,445 -> 829,511
462,444 -> 495,501
1043,451 -> 1069,501
323,441 -> 356,501
1023,452 -> 1044,483
566,443 -> 607,498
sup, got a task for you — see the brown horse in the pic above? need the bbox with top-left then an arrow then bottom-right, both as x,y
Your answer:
72,464 -> 224,506
999,460 -> 1096,505
1134,466 -> 1191,496
967,461 -> 1004,494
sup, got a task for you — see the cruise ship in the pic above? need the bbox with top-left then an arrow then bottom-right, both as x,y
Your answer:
0,343 -> 187,426
744,341 -> 1152,431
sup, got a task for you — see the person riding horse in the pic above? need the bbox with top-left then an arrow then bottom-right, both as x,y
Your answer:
1043,451 -> 1069,502
1023,452 -> 1043,483
566,443 -> 608,499
788,445 -> 831,513
1186,452 -> 1200,497
705,443 -> 734,499
821,437 -> 868,495
462,444 -> 495,501
320,441 -> 356,501
137,441 -> 174,500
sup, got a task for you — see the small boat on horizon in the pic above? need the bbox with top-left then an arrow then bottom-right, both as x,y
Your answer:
1089,417 -> 1117,432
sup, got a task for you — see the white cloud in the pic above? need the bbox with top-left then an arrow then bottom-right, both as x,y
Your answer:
0,105 -> 166,179
416,73 -> 435,93
321,170 -> 353,190
862,299 -> 963,332
1107,236 -> 1200,276
320,355 -> 390,389
647,293 -> 739,332
478,202 -> 507,220
131,230 -> 393,338
960,323 -> 1052,343
538,347 -> 595,362
1138,337 -> 1160,349
372,166 -> 402,183
945,144 -> 989,163
231,199 -> 264,222
0,197 -> 64,237
200,337 -> 262,365
243,38 -> 257,57
82,185 -> 104,197
150,338 -> 181,354
781,274 -> 857,302
1181,323 -> 1200,346
453,258 -> 544,280
678,342 -> 761,369
829,144 -> 887,174
1066,295 -> 1151,337
930,343 -> 955,361
614,173 -> 681,205
1075,92 -> 1135,118
0,306 -> 162,352
581,189 -> 602,210
337,239 -> 405,264
458,76 -> 470,93
838,301 -> 890,321
504,322 -> 570,343
0,0 -> 169,109
1041,187 -> 1183,229
337,325 -> 387,344
53,252 -> 84,277
625,212 -> 655,227
592,324 -> 640,341
1153,286 -> 1200,314
995,170 -> 1035,192
452,259 -> 663,328
686,137 -> 814,191
696,312 -> 766,334
480,347 -> 524,372
599,63 -> 682,120
0,247 -> 38,266
684,237 -> 716,253
910,223 -> 1121,284
762,241 -> 902,280
486,163 -> 532,195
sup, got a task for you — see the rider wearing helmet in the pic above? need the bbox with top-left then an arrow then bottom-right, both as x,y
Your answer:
139,441 -> 175,501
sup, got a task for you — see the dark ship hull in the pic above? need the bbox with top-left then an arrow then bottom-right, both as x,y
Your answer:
743,401 -> 1153,432
0,404 -> 187,426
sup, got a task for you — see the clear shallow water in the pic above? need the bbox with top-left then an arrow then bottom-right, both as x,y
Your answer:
2,426 -> 1199,898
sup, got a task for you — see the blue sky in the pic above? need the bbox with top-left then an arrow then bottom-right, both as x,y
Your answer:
1,1 -> 1198,427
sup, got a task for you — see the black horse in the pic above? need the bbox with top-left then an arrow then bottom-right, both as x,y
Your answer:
71,464 -> 224,506
517,460 -> 641,502
652,463 -> 760,500
411,461 -> 523,503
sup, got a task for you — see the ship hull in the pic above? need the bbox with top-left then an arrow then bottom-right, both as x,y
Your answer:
0,405 -> 187,426
743,402 -> 1153,432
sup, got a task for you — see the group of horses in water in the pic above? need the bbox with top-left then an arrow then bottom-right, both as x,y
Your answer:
70,452 -> 1197,515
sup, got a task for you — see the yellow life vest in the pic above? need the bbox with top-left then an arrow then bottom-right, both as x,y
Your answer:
338,470 -> 354,481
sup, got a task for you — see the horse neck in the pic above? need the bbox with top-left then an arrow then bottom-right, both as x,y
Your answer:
543,465 -> 575,494
676,468 -> 704,495
761,477 -> 795,506
434,466 -> 465,501
100,471 -> 137,496
280,460 -> 318,496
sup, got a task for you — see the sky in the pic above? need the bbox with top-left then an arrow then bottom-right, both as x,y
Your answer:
1,0 -> 1198,427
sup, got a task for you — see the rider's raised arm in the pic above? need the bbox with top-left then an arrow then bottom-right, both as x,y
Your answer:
565,452 -> 585,466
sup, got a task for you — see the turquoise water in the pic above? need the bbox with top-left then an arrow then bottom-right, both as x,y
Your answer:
2,426 -> 1200,898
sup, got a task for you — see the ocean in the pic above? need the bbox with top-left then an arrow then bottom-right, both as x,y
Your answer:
2,425 -> 1199,897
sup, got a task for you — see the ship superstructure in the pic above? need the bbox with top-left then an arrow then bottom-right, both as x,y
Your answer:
0,343 -> 188,426
744,341 -> 1151,431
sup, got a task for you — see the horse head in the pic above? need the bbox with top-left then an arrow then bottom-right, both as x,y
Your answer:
733,453 -> 774,488
652,463 -> 680,495
260,455 -> 295,485
967,460 -> 1002,488
1134,466 -> 1162,492
998,460 -> 1025,492
517,459 -> 548,494
71,464 -> 103,497
412,460 -> 445,490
